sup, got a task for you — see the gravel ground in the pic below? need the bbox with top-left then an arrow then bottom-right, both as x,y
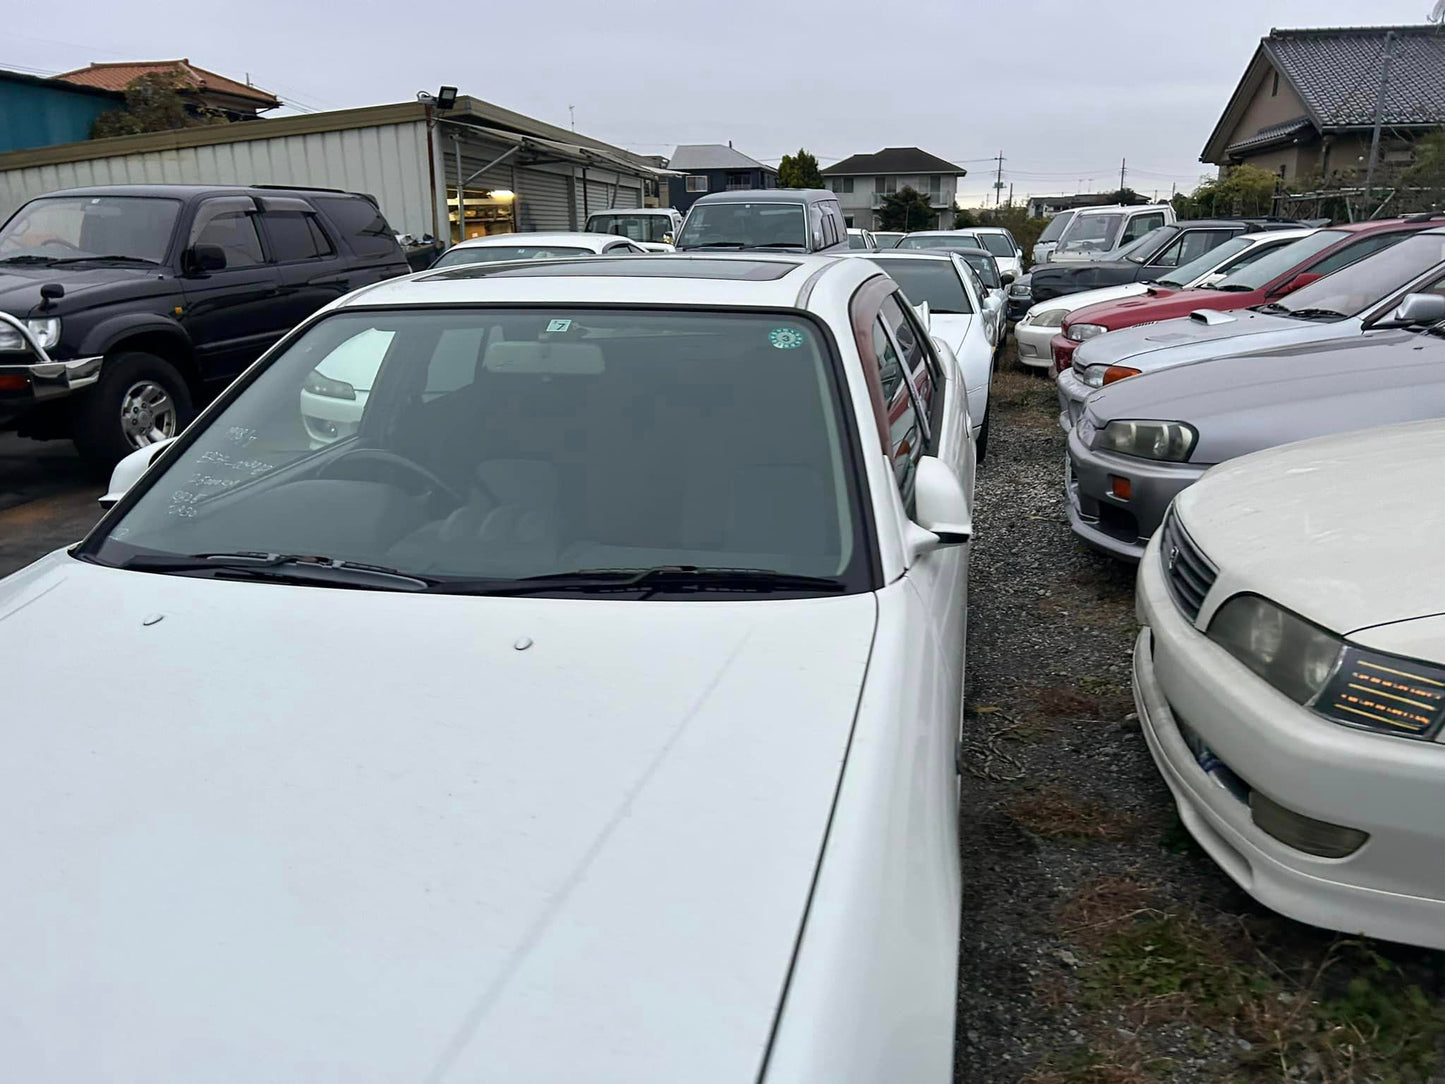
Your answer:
953,342 -> 1445,1084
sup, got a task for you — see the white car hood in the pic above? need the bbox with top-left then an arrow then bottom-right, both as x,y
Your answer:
1030,282 -> 1150,318
0,555 -> 877,1081
1177,418 -> 1445,634
1074,309 -> 1352,373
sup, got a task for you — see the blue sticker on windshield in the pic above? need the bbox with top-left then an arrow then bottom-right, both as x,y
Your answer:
768,327 -> 806,350
546,319 -> 572,333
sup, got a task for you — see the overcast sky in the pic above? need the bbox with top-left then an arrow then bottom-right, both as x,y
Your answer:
4,0 -> 1435,206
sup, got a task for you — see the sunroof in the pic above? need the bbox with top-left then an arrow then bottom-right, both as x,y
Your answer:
426,257 -> 799,282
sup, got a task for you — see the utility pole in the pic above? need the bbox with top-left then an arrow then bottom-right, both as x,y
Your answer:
1119,158 -> 1127,195
992,150 -> 1005,207
568,105 -> 576,132
1362,31 -> 1398,210
1007,182 -> 1013,208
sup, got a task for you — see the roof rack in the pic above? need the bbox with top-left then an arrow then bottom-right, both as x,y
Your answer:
251,183 -> 351,195
1402,211 -> 1445,222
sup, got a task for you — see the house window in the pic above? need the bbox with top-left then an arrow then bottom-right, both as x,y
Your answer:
877,175 -> 895,195
927,175 -> 942,198
1271,70 -> 1279,96
685,175 -> 709,193
725,171 -> 751,191
832,176 -> 854,194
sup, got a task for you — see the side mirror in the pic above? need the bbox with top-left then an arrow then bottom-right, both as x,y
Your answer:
1000,270 -> 1016,285
1386,292 -> 1445,328
1273,271 -> 1320,296
184,244 -> 227,274
662,233 -> 674,245
905,456 -> 972,559
100,437 -> 177,509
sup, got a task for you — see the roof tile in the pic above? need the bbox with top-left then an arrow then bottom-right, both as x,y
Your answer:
1265,25 -> 1445,128
55,60 -> 280,109
821,147 -> 966,177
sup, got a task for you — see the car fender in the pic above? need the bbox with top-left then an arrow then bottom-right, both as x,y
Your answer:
78,313 -> 192,360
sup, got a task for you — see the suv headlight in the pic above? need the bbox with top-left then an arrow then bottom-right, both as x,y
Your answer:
1067,322 -> 1107,343
1094,419 -> 1196,461
0,317 -> 61,352
1026,308 -> 1068,328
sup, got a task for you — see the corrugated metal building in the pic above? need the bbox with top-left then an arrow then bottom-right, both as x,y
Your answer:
0,69 -> 123,154
0,96 -> 663,243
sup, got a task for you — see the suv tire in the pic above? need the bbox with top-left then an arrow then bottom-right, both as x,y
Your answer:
73,351 -> 195,469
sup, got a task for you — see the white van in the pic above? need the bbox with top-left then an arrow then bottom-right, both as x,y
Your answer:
1048,203 -> 1176,263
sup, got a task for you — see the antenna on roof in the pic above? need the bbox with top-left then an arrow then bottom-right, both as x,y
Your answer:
1432,0 -> 1445,24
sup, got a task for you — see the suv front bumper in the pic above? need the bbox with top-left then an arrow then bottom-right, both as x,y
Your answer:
0,313 -> 102,421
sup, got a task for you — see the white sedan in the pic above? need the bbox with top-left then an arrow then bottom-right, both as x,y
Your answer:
1013,228 -> 1316,371
1134,419 -> 1445,950
847,249 -> 996,458
0,254 -> 973,1081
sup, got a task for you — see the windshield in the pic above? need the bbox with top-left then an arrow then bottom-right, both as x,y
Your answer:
958,253 -> 1000,289
873,232 -> 904,249
1056,213 -> 1124,255
1122,226 -> 1178,263
847,233 -> 871,250
1036,211 -> 1074,244
433,245 -> 592,267
871,259 -> 973,314
1272,232 -> 1445,318
0,196 -> 180,264
675,203 -> 806,250
977,233 -> 1014,258
1214,230 -> 1348,291
1154,236 -> 1253,286
585,213 -> 671,243
897,233 -> 979,250
88,308 -> 866,591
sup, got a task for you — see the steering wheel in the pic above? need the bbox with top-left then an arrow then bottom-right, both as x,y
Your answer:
319,447 -> 467,512
39,238 -> 82,252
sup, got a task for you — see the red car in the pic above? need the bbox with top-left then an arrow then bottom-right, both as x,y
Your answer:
1049,216 -> 1443,373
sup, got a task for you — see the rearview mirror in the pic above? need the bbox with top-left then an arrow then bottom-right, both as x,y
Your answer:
184,243 -> 227,274
905,456 -> 972,560
1386,292 -> 1445,328
100,437 -> 177,509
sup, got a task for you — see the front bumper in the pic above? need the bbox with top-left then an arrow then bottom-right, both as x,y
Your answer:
1064,429 -> 1203,561
1134,541 -> 1445,950
1013,321 -> 1056,370
0,314 -> 102,421
1006,294 -> 1032,322
1050,334 -> 1077,374
1055,368 -> 1089,430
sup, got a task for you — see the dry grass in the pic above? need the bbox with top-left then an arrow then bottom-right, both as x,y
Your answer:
990,367 -> 1058,414
1007,786 -> 1145,843
1021,681 -> 1133,723
1037,590 -> 1135,633
1057,877 -> 1166,949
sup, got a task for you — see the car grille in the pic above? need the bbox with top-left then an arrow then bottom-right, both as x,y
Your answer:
1159,508 -> 1216,623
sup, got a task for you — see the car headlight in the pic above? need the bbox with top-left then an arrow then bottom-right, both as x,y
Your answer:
1067,322 -> 1107,343
302,370 -> 357,400
1027,308 -> 1068,328
0,317 -> 60,352
1094,419 -> 1196,461
1079,364 -> 1141,389
1208,595 -> 1343,704
1009,282 -> 1031,297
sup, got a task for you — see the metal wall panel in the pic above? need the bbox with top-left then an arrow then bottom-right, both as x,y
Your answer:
573,168 -> 643,224
0,121 -> 438,237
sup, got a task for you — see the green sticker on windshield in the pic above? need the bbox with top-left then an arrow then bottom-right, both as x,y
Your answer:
546,319 -> 572,333
768,327 -> 806,350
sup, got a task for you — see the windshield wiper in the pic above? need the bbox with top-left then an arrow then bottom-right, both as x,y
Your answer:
1280,307 -> 1347,321
426,565 -> 848,598
120,551 -> 432,590
1253,302 -> 1291,314
1212,283 -> 1256,293
686,241 -> 747,249
49,254 -> 160,266
0,254 -> 58,265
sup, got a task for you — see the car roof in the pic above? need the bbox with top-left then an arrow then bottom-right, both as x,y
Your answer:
842,250 -> 959,261
31,184 -> 366,201
587,208 -> 674,215
902,230 -> 979,237
1072,203 -> 1173,216
970,226 -> 1012,234
691,189 -> 833,205
846,227 -> 870,234
334,254 -> 880,310
450,232 -> 622,250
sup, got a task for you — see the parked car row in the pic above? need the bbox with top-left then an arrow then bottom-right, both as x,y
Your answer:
1036,208 -> 1445,952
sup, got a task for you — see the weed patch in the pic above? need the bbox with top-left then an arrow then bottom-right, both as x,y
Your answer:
1008,786 -> 1144,842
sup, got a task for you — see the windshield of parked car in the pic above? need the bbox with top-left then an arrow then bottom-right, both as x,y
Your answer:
675,203 -> 806,250
1056,213 -> 1123,256
847,233 -> 872,250
1269,232 -> 1445,318
1212,230 -> 1349,291
88,308 -> 867,593
870,258 -> 973,314
872,232 -> 904,249
585,213 -> 672,243
957,252 -> 1001,289
1153,236 -> 1254,287
432,245 -> 592,267
1036,211 -> 1074,244
977,233 -> 1014,258
0,196 -> 180,264
1121,226 -> 1178,264
897,233 -> 979,250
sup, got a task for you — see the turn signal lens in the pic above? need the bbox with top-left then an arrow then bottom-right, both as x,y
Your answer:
1249,791 -> 1368,858
0,374 -> 28,391
1109,475 -> 1132,500
1102,366 -> 1141,385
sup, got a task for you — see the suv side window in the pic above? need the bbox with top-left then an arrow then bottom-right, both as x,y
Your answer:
263,211 -> 335,262
1122,212 -> 1165,245
808,202 -> 826,249
190,200 -> 265,268
311,196 -> 403,260
1153,229 -> 1231,268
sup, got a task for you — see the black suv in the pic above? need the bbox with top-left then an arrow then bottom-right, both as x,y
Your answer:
0,184 -> 410,465
1029,218 -> 1306,304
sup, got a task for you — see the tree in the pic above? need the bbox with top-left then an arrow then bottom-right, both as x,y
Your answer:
777,148 -> 824,189
1184,165 -> 1278,218
878,186 -> 938,232
1101,187 -> 1144,206
90,72 -> 230,139
952,207 -> 978,228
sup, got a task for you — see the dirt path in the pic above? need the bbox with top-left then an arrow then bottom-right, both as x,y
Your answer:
954,350 -> 1445,1084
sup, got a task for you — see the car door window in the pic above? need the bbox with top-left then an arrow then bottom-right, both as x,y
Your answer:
263,211 -> 335,262
1310,233 -> 1408,276
874,317 -> 925,515
424,328 -> 488,399
190,201 -> 265,268
1153,229 -> 1228,268
880,293 -> 936,425
1122,212 -> 1165,245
